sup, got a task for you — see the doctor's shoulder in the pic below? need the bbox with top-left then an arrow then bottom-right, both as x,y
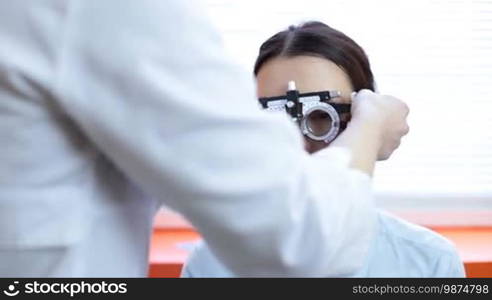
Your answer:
376,211 -> 465,277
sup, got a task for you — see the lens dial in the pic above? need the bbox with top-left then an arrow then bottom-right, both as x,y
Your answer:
301,102 -> 340,143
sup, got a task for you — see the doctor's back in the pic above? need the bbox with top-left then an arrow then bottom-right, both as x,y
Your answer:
0,1 -> 160,276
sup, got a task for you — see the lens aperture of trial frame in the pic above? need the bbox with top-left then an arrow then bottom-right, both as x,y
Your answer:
306,109 -> 332,137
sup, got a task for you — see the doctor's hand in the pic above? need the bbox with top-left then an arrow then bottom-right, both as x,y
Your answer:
351,89 -> 410,160
331,90 -> 409,175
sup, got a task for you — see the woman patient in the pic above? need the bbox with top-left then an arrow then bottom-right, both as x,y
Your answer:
181,21 -> 465,277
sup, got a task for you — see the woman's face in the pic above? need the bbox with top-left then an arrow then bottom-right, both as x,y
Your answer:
256,55 -> 354,153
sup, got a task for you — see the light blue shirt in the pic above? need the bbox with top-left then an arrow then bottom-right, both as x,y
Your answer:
182,211 -> 466,277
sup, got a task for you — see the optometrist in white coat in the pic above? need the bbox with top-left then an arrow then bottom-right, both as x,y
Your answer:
0,0 -> 409,277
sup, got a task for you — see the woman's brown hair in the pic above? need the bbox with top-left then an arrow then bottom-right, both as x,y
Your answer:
254,21 -> 375,91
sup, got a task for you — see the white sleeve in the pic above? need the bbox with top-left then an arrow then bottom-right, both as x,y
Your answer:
53,0 -> 377,276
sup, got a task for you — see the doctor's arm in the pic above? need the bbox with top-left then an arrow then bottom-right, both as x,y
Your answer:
53,0 -> 406,276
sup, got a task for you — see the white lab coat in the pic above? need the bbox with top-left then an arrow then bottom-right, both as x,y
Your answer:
0,0 -> 376,277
